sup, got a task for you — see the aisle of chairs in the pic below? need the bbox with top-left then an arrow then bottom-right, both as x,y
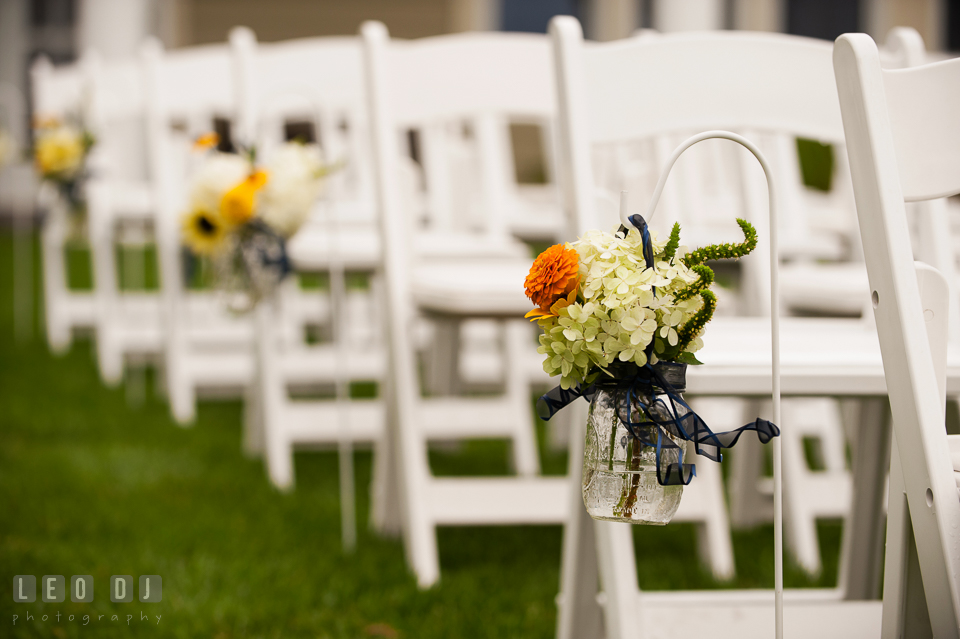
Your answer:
19,16 -> 960,637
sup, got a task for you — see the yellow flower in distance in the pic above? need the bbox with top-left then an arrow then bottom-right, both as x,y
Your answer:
182,208 -> 229,255
220,170 -> 268,225
193,132 -> 219,151
35,125 -> 85,178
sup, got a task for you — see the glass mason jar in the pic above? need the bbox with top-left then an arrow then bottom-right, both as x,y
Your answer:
581,362 -> 689,525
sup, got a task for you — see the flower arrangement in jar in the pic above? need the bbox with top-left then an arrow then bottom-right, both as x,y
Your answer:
526,214 -> 779,524
181,134 -> 336,311
33,117 -> 95,239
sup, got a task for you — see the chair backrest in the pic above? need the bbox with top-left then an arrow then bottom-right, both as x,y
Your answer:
84,51 -> 149,183
551,19 -> 857,313
229,28 -> 372,214
363,21 -> 556,241
30,56 -> 86,123
141,38 -> 235,302
834,33 -> 960,630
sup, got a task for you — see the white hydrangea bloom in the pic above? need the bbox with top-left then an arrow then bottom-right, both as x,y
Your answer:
258,142 -> 326,237
189,152 -> 251,216
535,226 -> 707,389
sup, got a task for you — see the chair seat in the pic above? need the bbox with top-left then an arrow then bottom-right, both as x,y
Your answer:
507,184 -> 564,242
412,258 -> 532,317
780,262 -> 869,315
288,224 -> 529,271
692,317 -> 960,396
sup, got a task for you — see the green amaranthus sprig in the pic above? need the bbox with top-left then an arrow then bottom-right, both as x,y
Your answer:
681,218 -> 758,267
670,218 -> 757,354
674,264 -> 714,302
662,222 -> 681,261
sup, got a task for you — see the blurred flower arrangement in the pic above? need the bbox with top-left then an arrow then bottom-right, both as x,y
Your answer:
34,118 -> 95,238
181,134 -> 335,311
528,215 -> 778,524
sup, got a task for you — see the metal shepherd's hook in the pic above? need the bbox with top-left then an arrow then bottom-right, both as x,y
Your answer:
621,130 -> 783,639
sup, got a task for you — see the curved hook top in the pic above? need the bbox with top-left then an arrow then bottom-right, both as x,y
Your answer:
618,130 -> 776,231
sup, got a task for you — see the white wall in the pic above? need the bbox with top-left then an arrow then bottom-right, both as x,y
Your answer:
78,0 -> 156,59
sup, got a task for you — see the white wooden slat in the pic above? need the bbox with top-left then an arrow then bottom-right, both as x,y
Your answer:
426,477 -> 568,524
883,60 -> 960,202
583,32 -> 844,145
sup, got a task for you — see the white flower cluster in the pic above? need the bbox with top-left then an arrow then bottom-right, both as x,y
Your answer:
188,152 -> 250,215
259,143 -> 326,237
537,227 -> 705,390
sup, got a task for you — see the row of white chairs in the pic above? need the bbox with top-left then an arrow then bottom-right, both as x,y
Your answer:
26,20 -> 960,625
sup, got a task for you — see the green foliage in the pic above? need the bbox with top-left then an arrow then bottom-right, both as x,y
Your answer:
662,222 -> 682,261
796,137 -> 834,192
682,218 -> 758,267
677,289 -> 717,352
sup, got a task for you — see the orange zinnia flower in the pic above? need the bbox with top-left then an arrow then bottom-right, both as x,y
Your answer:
524,244 -> 579,320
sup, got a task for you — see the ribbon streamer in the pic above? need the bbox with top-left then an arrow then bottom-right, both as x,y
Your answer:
538,363 -> 779,486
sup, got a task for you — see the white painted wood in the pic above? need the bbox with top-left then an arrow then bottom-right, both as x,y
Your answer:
653,0 -> 725,32
834,32 -> 960,636
31,56 -> 97,354
81,48 -> 163,387
553,22 -> 809,630
141,37 -> 254,425
362,20 -> 564,587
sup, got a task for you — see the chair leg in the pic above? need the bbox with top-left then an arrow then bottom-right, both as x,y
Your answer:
782,417 -> 823,576
264,417 -> 293,491
423,315 -> 461,396
505,320 -> 540,477
167,350 -> 196,426
369,433 -> 402,537
556,400 -> 605,639
728,400 -> 769,529
42,213 -> 70,353
97,329 -> 123,387
242,373 -> 263,457
693,457 -> 736,581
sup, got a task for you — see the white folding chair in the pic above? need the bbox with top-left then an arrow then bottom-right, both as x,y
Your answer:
142,39 -> 254,425
31,56 -> 95,353
727,27 -> 960,577
549,18 -> 923,637
228,28 -> 385,491
83,50 -> 162,388
553,22 -> 873,584
363,20 -> 568,587
835,32 -> 960,636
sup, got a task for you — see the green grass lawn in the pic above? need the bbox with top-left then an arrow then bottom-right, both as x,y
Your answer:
0,230 -> 841,638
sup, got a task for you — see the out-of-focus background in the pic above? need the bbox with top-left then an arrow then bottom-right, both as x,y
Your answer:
2,1 -> 960,637
2,0 -> 959,136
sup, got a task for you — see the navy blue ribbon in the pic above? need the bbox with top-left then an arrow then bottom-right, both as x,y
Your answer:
537,364 -> 779,486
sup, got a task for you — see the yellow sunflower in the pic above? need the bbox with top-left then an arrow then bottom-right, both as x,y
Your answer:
182,208 -> 229,255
